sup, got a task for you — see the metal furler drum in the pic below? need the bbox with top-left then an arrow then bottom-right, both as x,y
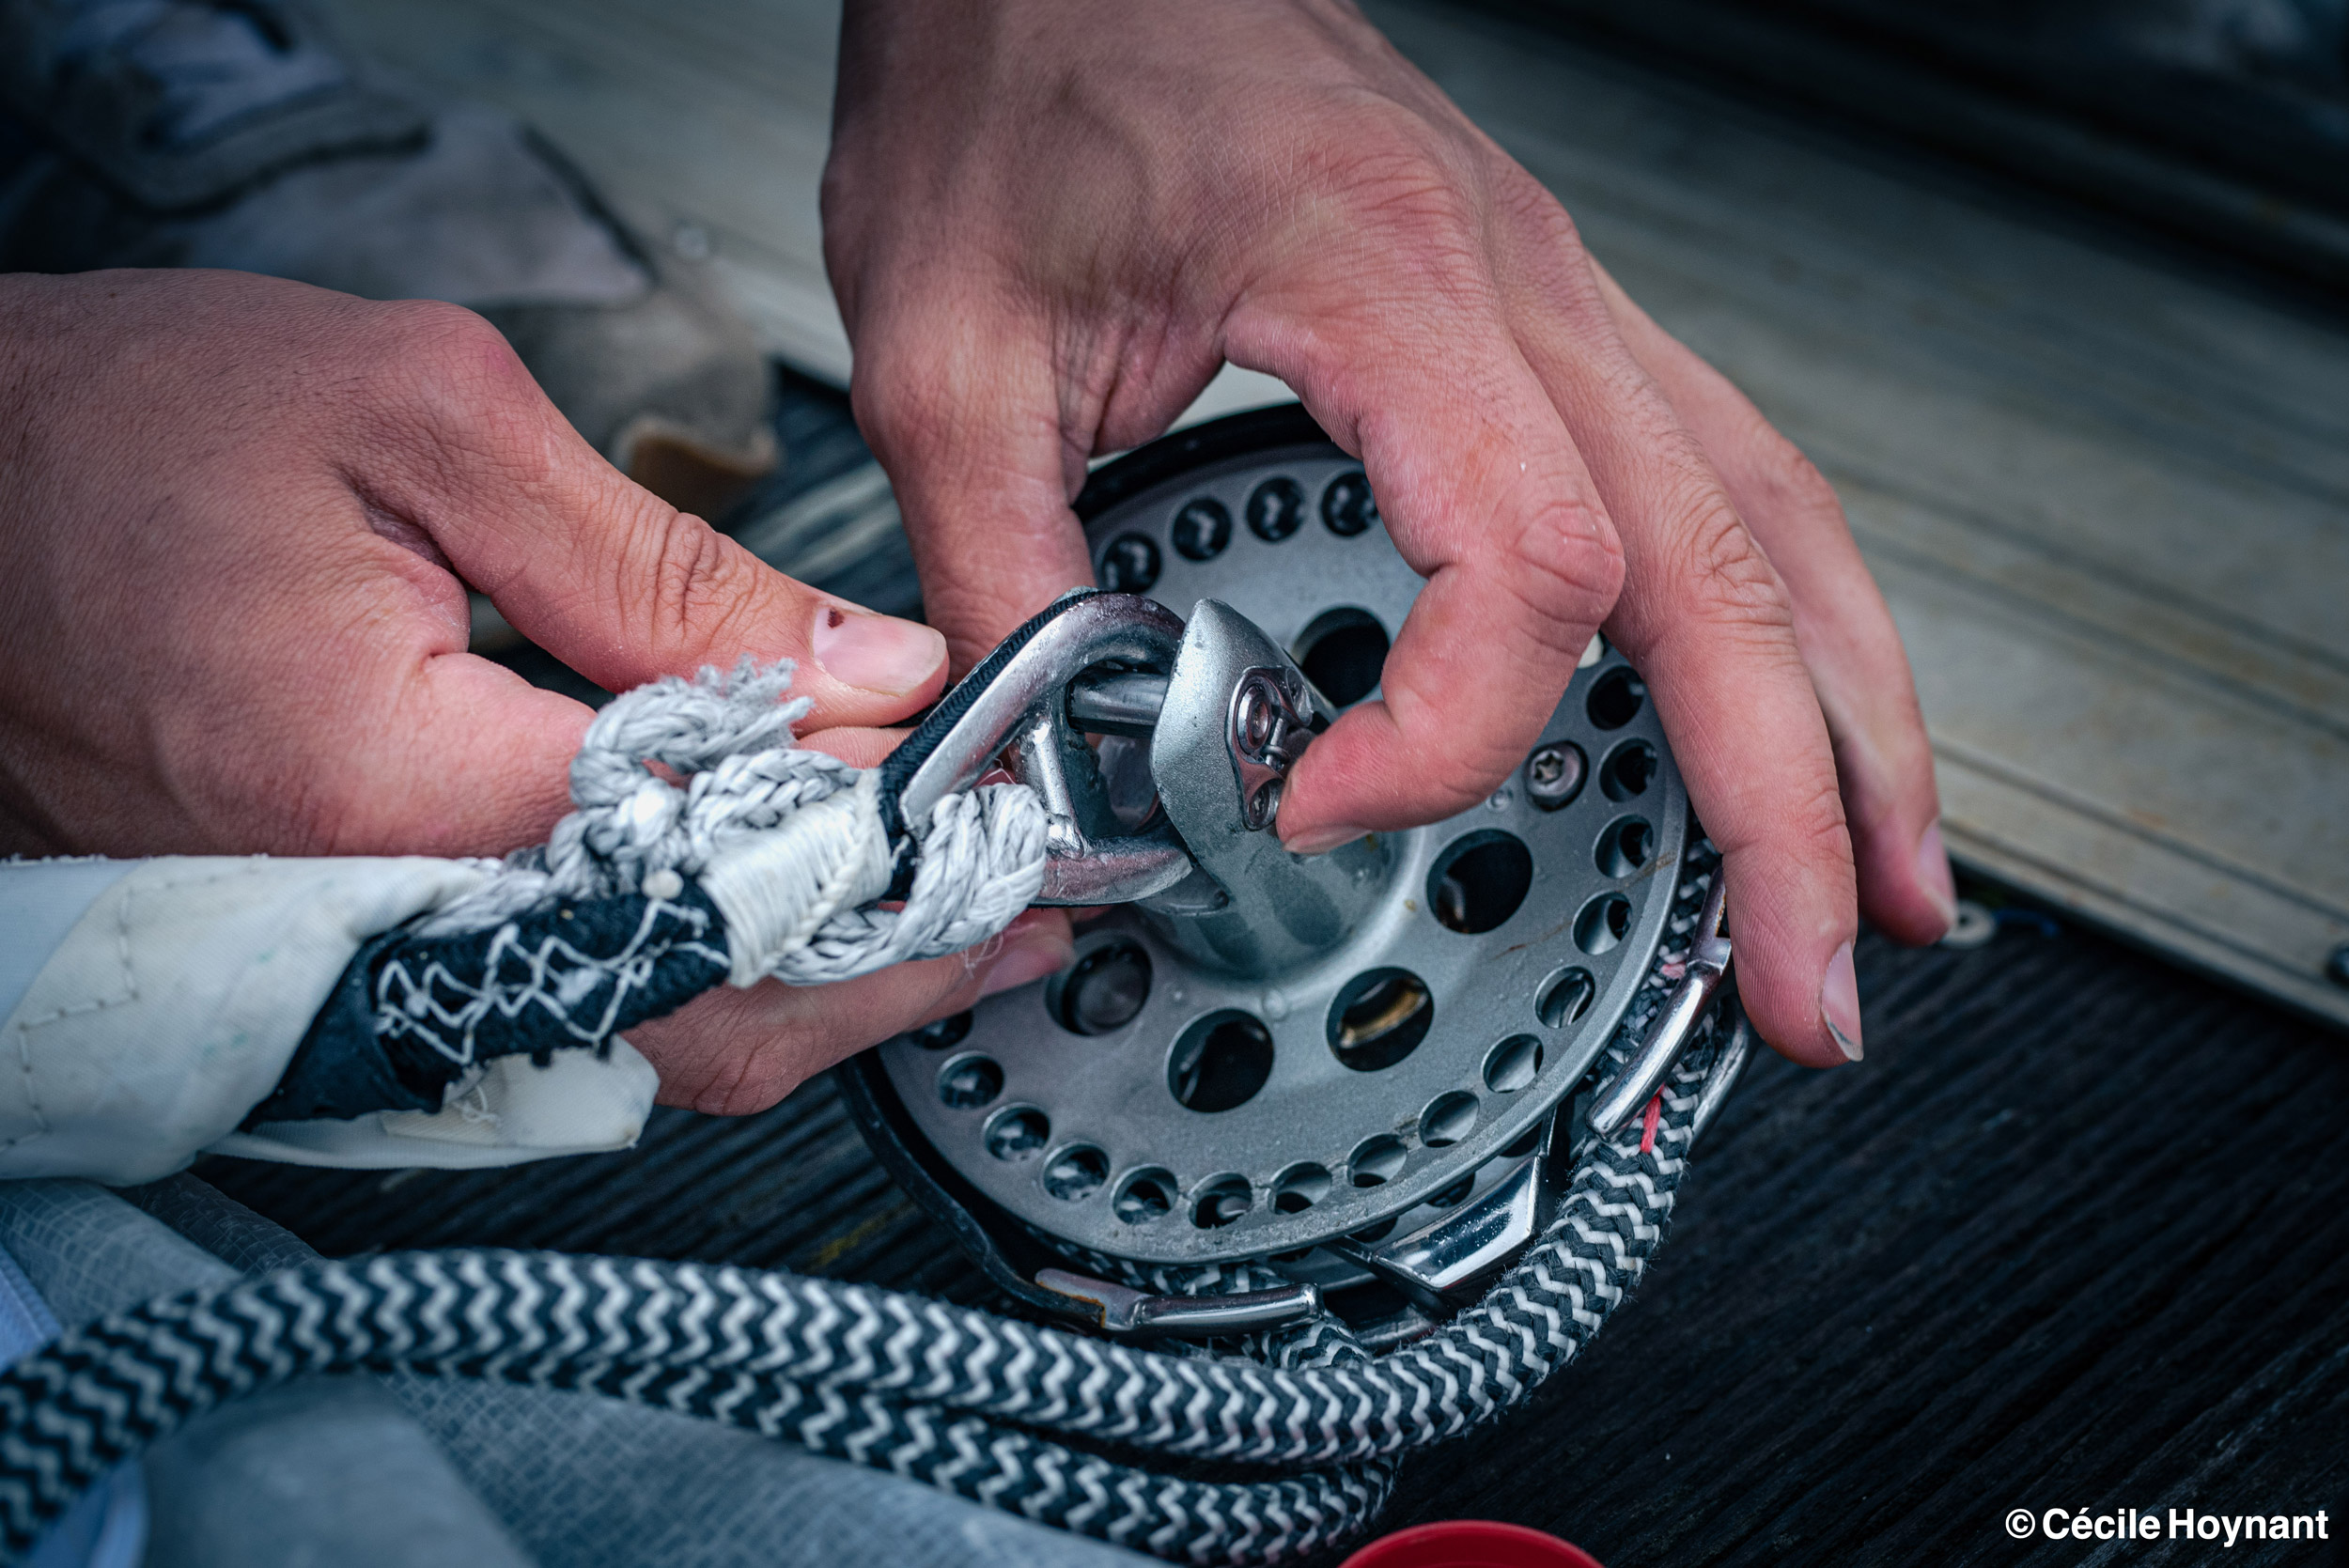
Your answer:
843,406 -> 1743,1343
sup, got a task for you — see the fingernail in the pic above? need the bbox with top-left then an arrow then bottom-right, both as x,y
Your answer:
1821,940 -> 1864,1062
1915,820 -> 1958,937
811,604 -> 946,695
1285,825 -> 1369,856
978,928 -> 1073,999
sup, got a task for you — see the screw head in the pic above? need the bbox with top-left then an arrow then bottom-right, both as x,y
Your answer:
1525,741 -> 1587,811
1237,683 -> 1274,752
1247,778 -> 1283,830
2326,943 -> 2349,990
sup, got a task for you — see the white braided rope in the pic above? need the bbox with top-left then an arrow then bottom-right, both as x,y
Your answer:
411,658 -> 1048,986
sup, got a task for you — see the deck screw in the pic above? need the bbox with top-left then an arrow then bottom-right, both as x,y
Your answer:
1525,741 -> 1587,811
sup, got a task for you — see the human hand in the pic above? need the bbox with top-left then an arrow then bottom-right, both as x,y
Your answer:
0,269 -> 1070,1111
823,0 -> 1951,1066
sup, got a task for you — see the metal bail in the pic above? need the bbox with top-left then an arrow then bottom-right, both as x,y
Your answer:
1587,874 -> 1731,1140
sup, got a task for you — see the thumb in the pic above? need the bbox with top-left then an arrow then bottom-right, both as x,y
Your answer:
353,310 -> 950,727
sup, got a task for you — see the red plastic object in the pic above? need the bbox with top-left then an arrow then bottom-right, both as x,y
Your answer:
1338,1520 -> 1604,1568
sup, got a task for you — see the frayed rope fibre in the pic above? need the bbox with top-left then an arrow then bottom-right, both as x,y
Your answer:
414,656 -> 1049,986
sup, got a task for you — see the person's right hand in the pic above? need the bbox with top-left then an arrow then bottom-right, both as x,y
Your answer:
0,268 -> 1071,1113
823,0 -> 1956,1068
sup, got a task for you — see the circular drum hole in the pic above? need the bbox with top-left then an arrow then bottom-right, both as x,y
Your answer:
1320,471 -> 1379,536
1600,739 -> 1658,801
1112,1168 -> 1175,1225
906,1012 -> 972,1051
1574,893 -> 1633,955
1421,1091 -> 1480,1148
1596,815 -> 1656,879
1246,476 -> 1306,541
1428,831 -> 1533,935
1537,968 -> 1596,1028
1042,1144 -> 1108,1201
1171,497 -> 1233,562
1051,939 -> 1152,1035
1098,532 -> 1161,594
1587,666 -> 1646,730
1350,1219 -> 1396,1244
1292,608 -> 1388,708
1168,1011 -> 1275,1112
1349,1134 -> 1408,1187
1426,1172 -> 1477,1209
1485,1033 -> 1544,1094
1272,1163 -> 1331,1214
1190,1173 -> 1253,1229
983,1106 -> 1050,1162
937,1054 -> 1003,1110
1328,969 -> 1434,1072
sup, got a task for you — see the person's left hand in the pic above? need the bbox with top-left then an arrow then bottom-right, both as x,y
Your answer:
0,268 -> 1071,1114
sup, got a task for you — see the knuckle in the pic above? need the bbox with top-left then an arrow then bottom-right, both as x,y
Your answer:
850,350 -> 958,464
618,508 -> 762,654
1338,152 -> 1478,240
1786,769 -> 1857,864
1501,498 -> 1626,636
1672,496 -> 1795,634
375,301 -> 524,395
1300,116 -> 1493,262
350,302 -> 545,464
1747,430 -> 1844,527
1493,166 -> 1585,253
700,1052 -> 795,1117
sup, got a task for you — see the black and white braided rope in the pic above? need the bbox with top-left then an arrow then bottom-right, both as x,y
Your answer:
0,1024 -> 1725,1564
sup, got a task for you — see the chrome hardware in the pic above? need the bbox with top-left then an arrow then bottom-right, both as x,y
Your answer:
1587,875 -> 1731,1140
1066,670 -> 1169,737
1034,1267 -> 1320,1336
1329,1108 -> 1564,1311
1688,1004 -> 1753,1146
1145,599 -> 1389,980
894,593 -> 1195,906
1227,667 -> 1315,831
1524,741 -> 1586,811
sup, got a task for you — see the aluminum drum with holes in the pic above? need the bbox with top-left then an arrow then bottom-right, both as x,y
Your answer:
871,406 -> 1688,1278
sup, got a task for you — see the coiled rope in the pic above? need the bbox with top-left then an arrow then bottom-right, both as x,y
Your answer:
0,1025 -> 1728,1564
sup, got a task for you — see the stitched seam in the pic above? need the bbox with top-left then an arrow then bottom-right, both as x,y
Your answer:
3,863 -> 284,1152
